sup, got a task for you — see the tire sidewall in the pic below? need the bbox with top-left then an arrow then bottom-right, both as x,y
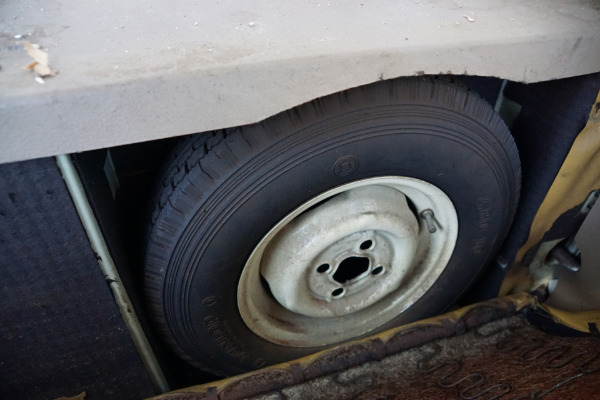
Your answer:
167,106 -> 512,373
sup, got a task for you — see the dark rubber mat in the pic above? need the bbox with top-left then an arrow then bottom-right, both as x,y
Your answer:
252,315 -> 600,399
0,158 -> 155,399
154,297 -> 600,400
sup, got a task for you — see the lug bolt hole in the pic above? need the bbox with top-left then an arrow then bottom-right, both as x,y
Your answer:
372,266 -> 384,275
359,240 -> 373,251
332,288 -> 345,297
317,264 -> 331,274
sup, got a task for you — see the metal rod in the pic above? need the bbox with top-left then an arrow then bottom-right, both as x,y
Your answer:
56,154 -> 170,394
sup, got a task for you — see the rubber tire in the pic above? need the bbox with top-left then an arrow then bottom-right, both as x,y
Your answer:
145,77 -> 521,376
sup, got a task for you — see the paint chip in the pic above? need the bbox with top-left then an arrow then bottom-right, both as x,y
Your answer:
24,41 -> 53,77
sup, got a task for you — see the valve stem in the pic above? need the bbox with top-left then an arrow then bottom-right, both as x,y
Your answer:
420,209 -> 437,233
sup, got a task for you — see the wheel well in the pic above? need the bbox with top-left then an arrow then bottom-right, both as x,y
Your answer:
71,72 -> 600,385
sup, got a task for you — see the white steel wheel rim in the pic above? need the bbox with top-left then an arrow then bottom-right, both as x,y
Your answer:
237,177 -> 458,347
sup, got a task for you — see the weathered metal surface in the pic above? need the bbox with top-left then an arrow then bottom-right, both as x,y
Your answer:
537,305 -> 600,336
148,293 -> 533,399
499,90 -> 600,316
239,178 -> 457,347
511,92 -> 600,268
1,1 -> 600,164
546,191 -> 600,312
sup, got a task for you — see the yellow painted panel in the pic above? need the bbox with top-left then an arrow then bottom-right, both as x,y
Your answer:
515,92 -> 600,264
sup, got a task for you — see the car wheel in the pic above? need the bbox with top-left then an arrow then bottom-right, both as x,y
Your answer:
145,77 -> 521,376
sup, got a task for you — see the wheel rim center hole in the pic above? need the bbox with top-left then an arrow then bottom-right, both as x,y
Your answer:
333,256 -> 370,283
360,240 -> 373,250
